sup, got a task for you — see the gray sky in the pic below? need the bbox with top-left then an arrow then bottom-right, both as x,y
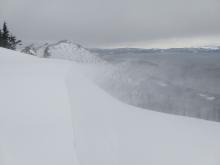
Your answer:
1,0 -> 220,48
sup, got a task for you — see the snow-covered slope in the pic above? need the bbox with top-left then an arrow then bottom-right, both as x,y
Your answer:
21,43 -> 220,121
21,40 -> 102,63
45,40 -> 101,63
0,48 -> 79,165
0,48 -> 220,165
93,50 -> 220,122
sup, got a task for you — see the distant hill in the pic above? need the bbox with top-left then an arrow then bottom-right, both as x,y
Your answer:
21,40 -> 102,63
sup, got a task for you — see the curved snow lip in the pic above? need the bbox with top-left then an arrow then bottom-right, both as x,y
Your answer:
66,63 -> 220,165
0,48 -> 220,165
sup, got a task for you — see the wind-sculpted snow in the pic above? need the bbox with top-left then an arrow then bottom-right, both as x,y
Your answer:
21,43 -> 220,121
67,58 -> 220,165
90,51 -> 220,122
0,48 -> 220,165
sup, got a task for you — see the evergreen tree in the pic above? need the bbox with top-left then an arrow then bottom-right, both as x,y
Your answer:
0,22 -> 22,50
0,29 -> 2,47
2,22 -> 10,48
8,34 -> 21,50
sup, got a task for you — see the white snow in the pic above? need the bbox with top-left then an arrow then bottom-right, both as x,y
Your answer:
199,93 -> 216,101
92,52 -> 220,121
0,47 -> 220,165
0,48 -> 79,165
21,40 -> 102,63
45,40 -> 102,63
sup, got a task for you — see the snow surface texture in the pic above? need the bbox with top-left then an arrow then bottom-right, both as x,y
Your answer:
0,48 -> 78,165
1,48 -> 220,165
21,42 -> 220,121
91,49 -> 220,122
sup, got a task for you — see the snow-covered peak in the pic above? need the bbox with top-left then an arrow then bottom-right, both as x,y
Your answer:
45,40 -> 101,63
21,40 -> 102,63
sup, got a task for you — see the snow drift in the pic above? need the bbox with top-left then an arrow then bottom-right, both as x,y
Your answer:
0,48 -> 220,165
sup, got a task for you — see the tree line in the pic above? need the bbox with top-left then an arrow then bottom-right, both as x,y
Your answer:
0,22 -> 21,50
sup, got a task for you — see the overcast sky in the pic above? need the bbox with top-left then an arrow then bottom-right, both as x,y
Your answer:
1,0 -> 220,48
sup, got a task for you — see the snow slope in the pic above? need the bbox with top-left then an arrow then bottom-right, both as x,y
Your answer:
0,48 -> 79,165
21,42 -> 220,122
0,48 -> 220,165
94,51 -> 220,122
45,40 -> 101,63
21,40 -> 102,63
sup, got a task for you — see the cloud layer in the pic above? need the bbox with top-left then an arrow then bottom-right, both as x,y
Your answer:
1,0 -> 220,47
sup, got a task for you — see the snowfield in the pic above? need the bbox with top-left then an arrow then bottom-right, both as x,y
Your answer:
21,42 -> 220,122
0,47 -> 220,165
